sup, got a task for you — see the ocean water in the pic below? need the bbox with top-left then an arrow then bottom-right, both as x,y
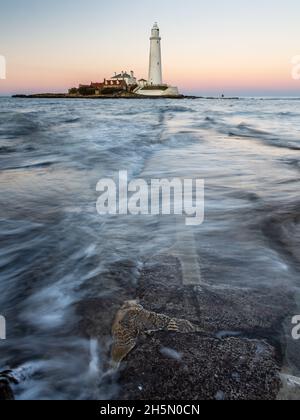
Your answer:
0,97 -> 299,399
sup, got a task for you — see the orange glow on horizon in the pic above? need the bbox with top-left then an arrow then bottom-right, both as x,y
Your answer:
1,49 -> 298,96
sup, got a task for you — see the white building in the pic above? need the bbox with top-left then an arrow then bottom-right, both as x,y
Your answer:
138,78 -> 148,88
111,71 -> 137,86
135,23 -> 180,97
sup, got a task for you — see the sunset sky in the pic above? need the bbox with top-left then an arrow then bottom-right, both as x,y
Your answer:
0,0 -> 300,96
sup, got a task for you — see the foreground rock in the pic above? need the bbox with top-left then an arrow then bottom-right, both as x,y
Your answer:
77,255 -> 294,400
119,333 -> 281,400
119,256 -> 293,400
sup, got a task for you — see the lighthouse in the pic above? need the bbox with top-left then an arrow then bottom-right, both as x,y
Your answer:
135,23 -> 180,97
148,22 -> 163,86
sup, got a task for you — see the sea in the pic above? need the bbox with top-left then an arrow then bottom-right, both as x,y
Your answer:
0,97 -> 299,399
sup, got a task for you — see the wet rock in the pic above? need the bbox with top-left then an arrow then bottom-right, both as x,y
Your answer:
76,259 -> 139,338
111,300 -> 201,369
138,255 -> 294,341
119,332 -> 281,400
75,259 -> 139,373
76,254 -> 292,399
0,379 -> 14,401
0,372 -> 15,401
116,255 -> 293,399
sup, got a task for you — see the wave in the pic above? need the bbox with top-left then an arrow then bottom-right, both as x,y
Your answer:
4,161 -> 57,171
226,123 -> 300,151
0,112 -> 42,138
261,203 -> 300,267
62,117 -> 81,124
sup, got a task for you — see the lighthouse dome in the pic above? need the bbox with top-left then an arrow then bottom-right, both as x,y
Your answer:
151,22 -> 160,38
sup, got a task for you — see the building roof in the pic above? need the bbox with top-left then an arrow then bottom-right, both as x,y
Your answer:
138,79 -> 147,82
90,82 -> 104,88
112,72 -> 131,79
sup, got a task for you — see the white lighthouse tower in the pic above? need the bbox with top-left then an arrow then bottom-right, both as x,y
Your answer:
135,23 -> 180,97
148,22 -> 163,86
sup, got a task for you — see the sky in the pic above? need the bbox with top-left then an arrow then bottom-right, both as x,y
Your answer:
0,0 -> 300,96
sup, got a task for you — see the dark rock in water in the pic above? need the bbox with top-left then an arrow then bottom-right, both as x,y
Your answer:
76,255 -> 292,399
119,333 -> 281,400
116,255 -> 293,400
0,373 -> 15,401
75,259 -> 139,371
0,380 -> 14,400
138,255 -> 294,342
110,300 -> 202,369
76,259 -> 139,336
